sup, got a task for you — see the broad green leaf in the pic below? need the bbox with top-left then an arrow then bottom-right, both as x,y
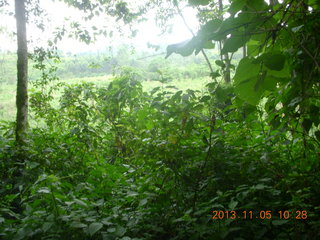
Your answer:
115,226 -> 126,237
172,217 -> 184,223
216,18 -> 236,40
88,222 -> 103,236
267,63 -> 290,78
210,71 -> 221,79
228,0 -> 246,15
42,222 -> 53,232
247,40 -> 260,56
107,227 -> 116,233
27,161 -> 40,169
233,57 -> 286,105
101,219 -> 112,226
127,191 -> 138,197
246,0 -> 268,11
71,222 -> 87,228
85,216 -> 97,222
14,228 -> 28,240
262,52 -> 286,71
150,87 -> 161,95
200,95 -> 211,102
272,220 -> 289,226
93,199 -> 104,207
233,58 -> 262,104
145,121 -> 154,130
74,198 -> 87,207
137,109 -> 148,121
166,39 -> 196,58
215,60 -> 225,68
262,76 -> 278,91
254,184 -> 267,190
38,187 -> 50,194
302,119 -> 313,132
221,32 -> 248,54
139,198 -> 148,206
292,25 -> 304,33
203,41 -> 215,49
288,97 -> 302,107
234,57 -> 260,82
228,199 -> 238,210
219,11 -> 253,38
200,19 -> 222,35
197,19 -> 223,42
121,237 -> 131,240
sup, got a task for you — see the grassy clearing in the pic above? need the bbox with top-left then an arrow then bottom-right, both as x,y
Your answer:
0,84 -> 16,121
0,75 -> 211,122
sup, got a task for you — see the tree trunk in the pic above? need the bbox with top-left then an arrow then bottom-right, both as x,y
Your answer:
15,0 -> 28,145
243,45 -> 247,58
218,0 -> 231,83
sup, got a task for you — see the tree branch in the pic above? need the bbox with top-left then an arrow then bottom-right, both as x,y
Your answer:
174,2 -> 214,76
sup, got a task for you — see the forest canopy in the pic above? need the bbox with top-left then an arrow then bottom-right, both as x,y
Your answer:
0,0 -> 319,239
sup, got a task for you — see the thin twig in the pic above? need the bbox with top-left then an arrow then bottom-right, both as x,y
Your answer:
174,2 -> 214,76
136,52 -> 166,60
300,43 -> 320,69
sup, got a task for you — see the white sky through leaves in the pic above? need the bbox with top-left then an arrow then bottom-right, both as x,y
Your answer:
0,1 -> 198,53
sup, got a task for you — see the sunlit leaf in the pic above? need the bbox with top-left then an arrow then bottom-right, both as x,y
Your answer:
246,0 -> 268,11
272,220 -> 289,226
38,187 -> 50,194
228,199 -> 238,210
115,226 -> 126,237
139,198 -> 148,206
166,39 -> 196,58
88,222 -> 103,236
71,222 -> 87,228
233,58 -> 263,105
221,32 -> 248,54
215,60 -> 225,68
74,198 -> 87,207
203,41 -> 215,49
107,227 -> 116,233
228,0 -> 246,15
292,25 -> 304,33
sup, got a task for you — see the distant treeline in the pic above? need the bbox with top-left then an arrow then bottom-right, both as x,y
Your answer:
0,45 -> 241,84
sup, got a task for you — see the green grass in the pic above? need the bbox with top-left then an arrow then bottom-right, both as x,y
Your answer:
58,75 -> 112,86
0,83 -> 16,121
142,76 -> 211,92
0,75 -> 211,122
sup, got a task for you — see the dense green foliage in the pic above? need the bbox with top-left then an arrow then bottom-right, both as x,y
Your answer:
1,70 -> 319,239
0,46 -> 214,84
0,48 -> 212,121
1,0 -> 320,239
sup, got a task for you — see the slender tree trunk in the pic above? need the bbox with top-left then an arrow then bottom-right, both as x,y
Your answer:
15,0 -> 28,145
243,45 -> 247,58
218,0 -> 231,83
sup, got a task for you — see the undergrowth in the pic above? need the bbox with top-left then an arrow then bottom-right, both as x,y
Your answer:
0,70 -> 319,239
